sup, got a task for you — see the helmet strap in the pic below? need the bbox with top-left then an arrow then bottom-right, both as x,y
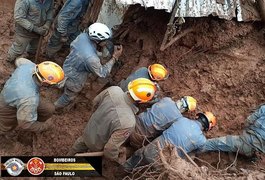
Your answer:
32,74 -> 42,87
197,115 -> 209,131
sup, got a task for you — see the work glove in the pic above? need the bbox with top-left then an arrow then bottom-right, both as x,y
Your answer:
33,26 -> 48,36
112,45 -> 123,62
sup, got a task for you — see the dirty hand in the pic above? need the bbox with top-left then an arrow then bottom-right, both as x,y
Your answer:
33,26 -> 48,36
40,121 -> 53,132
43,21 -> 52,30
112,45 -> 123,61
118,147 -> 127,164
60,35 -> 69,43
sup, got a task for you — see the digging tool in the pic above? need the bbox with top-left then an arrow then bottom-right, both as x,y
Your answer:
35,36 -> 43,63
75,151 -> 104,157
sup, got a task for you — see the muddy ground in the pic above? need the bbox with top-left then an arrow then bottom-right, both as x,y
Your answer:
1,2 -> 265,180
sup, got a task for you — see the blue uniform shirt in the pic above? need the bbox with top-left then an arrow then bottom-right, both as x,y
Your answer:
159,117 -> 206,157
119,67 -> 150,91
138,97 -> 183,136
63,32 -> 115,92
1,62 -> 39,123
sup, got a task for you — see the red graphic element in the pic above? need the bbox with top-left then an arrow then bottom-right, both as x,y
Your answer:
27,157 -> 45,176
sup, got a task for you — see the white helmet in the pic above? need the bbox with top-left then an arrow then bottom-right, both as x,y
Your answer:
88,23 -> 112,41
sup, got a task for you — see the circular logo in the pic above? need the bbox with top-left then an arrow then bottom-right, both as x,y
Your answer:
27,157 -> 45,176
4,158 -> 24,176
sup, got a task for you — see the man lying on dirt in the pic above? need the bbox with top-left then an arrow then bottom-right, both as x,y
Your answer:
46,0 -> 90,58
130,96 -> 197,149
7,0 -> 53,63
67,78 -> 157,165
0,58 -> 64,135
54,22 -> 123,110
123,111 -> 217,171
119,64 -> 168,92
199,105 -> 265,158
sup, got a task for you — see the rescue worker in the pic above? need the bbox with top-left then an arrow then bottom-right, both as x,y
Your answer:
130,96 -> 197,148
123,112 -> 217,171
54,22 -> 123,109
46,0 -> 90,58
7,0 -> 53,63
119,64 -> 169,92
0,58 -> 64,134
200,105 -> 265,157
67,78 -> 157,164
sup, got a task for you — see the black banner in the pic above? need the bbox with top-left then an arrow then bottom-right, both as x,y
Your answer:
0,156 -> 102,177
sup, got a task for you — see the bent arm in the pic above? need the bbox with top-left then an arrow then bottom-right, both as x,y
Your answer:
104,128 -> 131,164
14,0 -> 34,31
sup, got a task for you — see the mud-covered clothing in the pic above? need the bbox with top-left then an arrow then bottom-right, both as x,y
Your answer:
0,95 -> 55,133
8,34 -> 41,62
119,67 -> 150,92
0,61 -> 55,132
54,33 -> 115,108
124,117 -> 206,170
8,0 -> 53,61
200,105 -> 265,157
14,0 -> 53,37
70,86 -> 138,163
130,97 -> 183,148
46,0 -> 90,57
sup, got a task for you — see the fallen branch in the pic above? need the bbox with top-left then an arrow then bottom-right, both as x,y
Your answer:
176,146 -> 201,173
217,150 -> 221,170
224,148 -> 239,171
157,141 -> 187,180
193,157 -> 217,171
160,28 -> 194,51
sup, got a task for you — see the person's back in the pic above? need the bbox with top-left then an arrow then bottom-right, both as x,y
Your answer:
119,67 -> 150,91
1,62 -> 38,105
83,86 -> 136,151
63,32 -> 97,81
138,97 -> 183,136
160,116 -> 206,157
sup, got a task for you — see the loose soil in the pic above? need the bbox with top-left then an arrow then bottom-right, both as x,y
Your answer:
1,2 -> 265,180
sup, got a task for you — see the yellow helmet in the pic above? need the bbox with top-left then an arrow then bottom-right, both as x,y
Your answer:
197,112 -> 217,131
183,96 -> 197,111
128,78 -> 157,103
148,64 -> 169,81
34,61 -> 64,85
